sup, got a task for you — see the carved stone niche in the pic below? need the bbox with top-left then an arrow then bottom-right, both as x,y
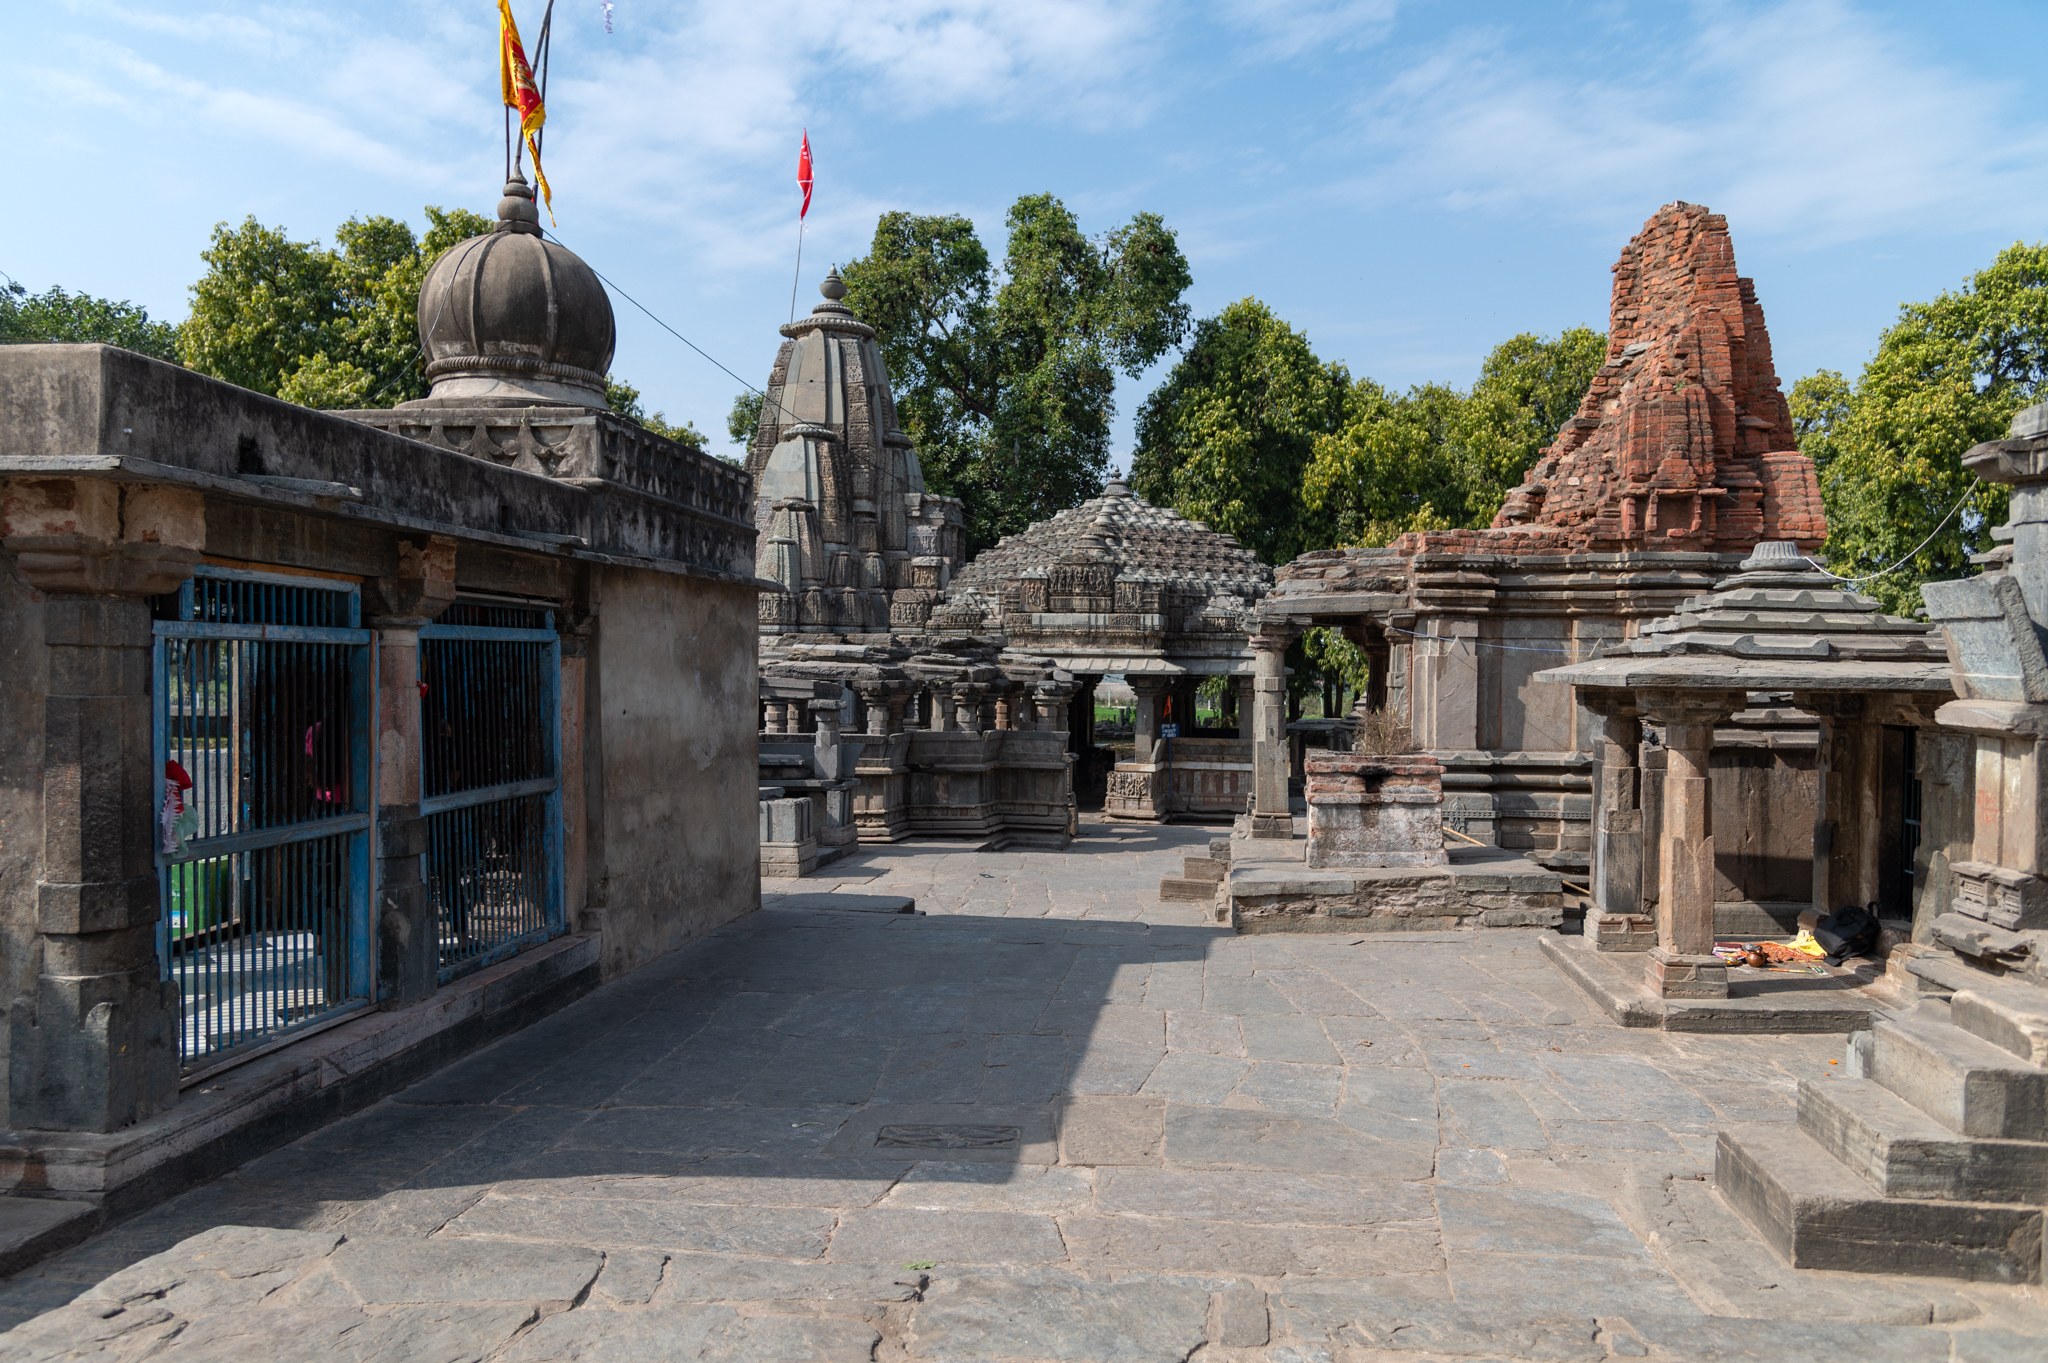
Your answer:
1050,562 -> 1114,612
1951,860 -> 2048,931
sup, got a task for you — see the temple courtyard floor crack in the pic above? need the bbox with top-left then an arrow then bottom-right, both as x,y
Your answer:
1,821 -> 2042,1361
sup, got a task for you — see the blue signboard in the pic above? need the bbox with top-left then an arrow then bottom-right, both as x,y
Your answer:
1159,724 -> 1180,738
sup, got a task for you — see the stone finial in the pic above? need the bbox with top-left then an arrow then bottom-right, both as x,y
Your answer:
495,176 -> 542,236
821,267 -> 847,301
1736,540 -> 1807,573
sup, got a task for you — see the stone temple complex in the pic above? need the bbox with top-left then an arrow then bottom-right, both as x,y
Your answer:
742,275 -> 1271,870
1237,204 -> 1833,908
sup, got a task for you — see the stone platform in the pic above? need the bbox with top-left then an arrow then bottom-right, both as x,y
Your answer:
1225,840 -> 1565,934
1541,934 -> 1897,1034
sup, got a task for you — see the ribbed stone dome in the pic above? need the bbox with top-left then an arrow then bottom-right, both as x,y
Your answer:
410,177 -> 616,407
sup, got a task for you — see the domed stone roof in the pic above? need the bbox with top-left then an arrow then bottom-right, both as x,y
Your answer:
410,177 -> 615,408
949,479 -> 1273,600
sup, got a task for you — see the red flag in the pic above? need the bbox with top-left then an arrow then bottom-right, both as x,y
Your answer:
797,130 -> 814,220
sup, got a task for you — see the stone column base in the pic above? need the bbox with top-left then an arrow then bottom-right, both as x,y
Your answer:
1586,912 -> 1657,952
1645,948 -> 1728,999
1248,813 -> 1293,840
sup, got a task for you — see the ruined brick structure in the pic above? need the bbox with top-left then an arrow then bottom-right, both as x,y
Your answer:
1493,201 -> 1825,551
1245,204 -> 1831,921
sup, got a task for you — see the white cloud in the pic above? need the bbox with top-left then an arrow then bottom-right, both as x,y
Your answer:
1218,0 -> 1401,58
1343,0 -> 2048,244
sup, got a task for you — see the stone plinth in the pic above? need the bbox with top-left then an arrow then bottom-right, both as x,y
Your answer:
1226,845 -> 1563,933
1305,753 -> 1448,870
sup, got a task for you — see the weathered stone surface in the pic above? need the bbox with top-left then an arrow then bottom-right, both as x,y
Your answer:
1062,1213 -> 1440,1278
906,1269 -> 1209,1363
501,1303 -> 879,1362
827,1208 -> 1068,1267
1281,1289 -> 1605,1360
1057,1094 -> 1165,1167
591,1249 -> 667,1306
1163,1105 -> 1436,1179
309,1235 -> 604,1307
1093,1167 -> 1432,1226
658,1257 -> 923,1304
1626,1312 -> 1954,1363
444,1195 -> 834,1259
879,1161 -> 1094,1214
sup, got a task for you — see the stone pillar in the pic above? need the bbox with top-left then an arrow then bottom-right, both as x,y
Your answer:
366,537 -> 457,1011
4,478 -> 201,1132
1236,673 -> 1256,739
1638,689 -> 1742,999
1805,693 -> 1876,914
931,684 -> 955,732
994,690 -> 1014,732
810,695 -> 844,781
764,700 -> 790,735
1251,629 -> 1295,838
955,685 -> 983,734
1584,692 -> 1654,951
1130,678 -> 1169,766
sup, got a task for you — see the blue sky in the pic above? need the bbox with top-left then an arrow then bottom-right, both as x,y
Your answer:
11,1 -> 2048,469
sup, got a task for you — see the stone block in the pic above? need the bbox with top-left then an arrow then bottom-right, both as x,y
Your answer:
1870,1008 -> 2048,1140
1951,980 -> 2048,1068
1951,861 -> 2048,931
908,1270 -> 1209,1363
1181,855 -> 1227,882
1586,912 -> 1657,952
1717,1123 -> 2044,1283
1157,877 -> 1215,903
1480,906 -> 1565,928
1798,1077 -> 2048,1204
1645,950 -> 1729,1000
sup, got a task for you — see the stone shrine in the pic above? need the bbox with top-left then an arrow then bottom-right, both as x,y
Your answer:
743,269 -> 967,634
936,480 -> 1274,821
1240,204 -> 1830,929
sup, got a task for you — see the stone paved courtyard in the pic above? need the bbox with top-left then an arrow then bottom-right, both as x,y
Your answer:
1,822 -> 2043,1361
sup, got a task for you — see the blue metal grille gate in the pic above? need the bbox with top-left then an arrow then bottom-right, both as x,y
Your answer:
152,566 -> 374,1069
420,602 -> 564,981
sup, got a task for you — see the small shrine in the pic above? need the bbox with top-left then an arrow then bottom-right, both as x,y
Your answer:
935,479 -> 1275,821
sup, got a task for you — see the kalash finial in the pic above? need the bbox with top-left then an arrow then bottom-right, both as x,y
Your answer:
820,266 -> 847,301
496,175 -> 542,237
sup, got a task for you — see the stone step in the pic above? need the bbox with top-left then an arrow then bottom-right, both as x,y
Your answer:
1950,977 -> 2048,1068
1870,1005 -> 2048,1139
1797,1076 -> 2048,1203
1180,856 -> 1228,883
1158,878 -> 1217,903
1716,1122 -> 2044,1283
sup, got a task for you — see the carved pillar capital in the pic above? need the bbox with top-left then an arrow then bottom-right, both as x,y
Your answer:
2,478 -> 203,597
368,535 -> 459,627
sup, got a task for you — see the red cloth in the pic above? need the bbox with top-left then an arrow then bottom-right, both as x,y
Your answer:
798,130 -> 813,219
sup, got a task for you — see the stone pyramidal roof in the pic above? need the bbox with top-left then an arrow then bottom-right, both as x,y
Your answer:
948,479 -> 1274,600
1491,201 -> 1826,553
1624,541 -> 1948,663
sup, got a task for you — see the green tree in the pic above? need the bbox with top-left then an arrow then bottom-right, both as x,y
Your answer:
1128,299 -> 1350,565
1793,244 -> 2046,613
183,206 -> 490,407
605,376 -> 713,454
842,193 -> 1192,554
728,390 -> 764,448
0,280 -> 181,360
1300,329 -> 1605,547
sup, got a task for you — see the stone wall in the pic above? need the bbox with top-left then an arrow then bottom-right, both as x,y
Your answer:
582,570 -> 761,979
0,562 -> 45,1128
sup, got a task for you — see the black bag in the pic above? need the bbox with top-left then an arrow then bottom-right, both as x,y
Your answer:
1815,903 -> 1880,966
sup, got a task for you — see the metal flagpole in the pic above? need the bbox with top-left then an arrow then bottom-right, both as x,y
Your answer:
788,218 -> 806,325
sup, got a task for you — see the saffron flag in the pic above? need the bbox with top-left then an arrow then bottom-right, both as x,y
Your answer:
498,0 -> 554,222
798,130 -> 813,219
